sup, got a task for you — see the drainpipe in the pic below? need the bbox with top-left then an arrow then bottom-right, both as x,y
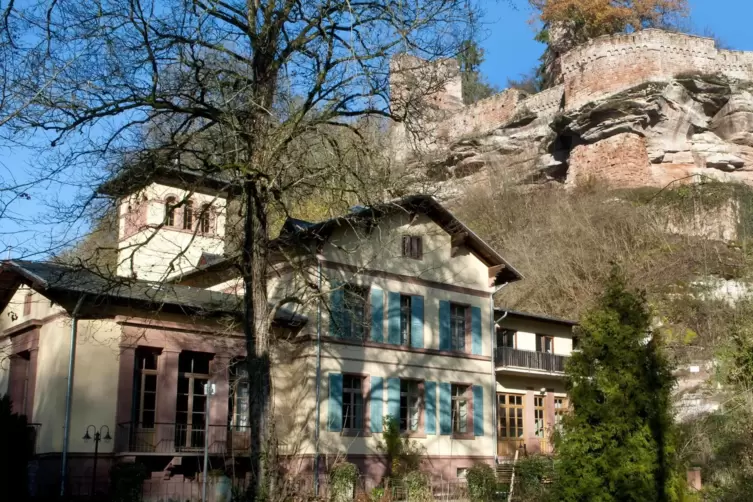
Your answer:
490,283 -> 509,465
313,261 -> 323,496
60,294 -> 86,497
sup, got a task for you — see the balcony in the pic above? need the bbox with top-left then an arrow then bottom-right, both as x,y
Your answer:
495,347 -> 568,374
116,422 -> 251,455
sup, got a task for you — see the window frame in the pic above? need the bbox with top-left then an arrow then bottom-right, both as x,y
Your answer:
165,196 -> 177,227
341,373 -> 369,435
182,200 -> 194,230
497,329 -> 516,349
497,393 -> 525,441
534,395 -> 546,438
536,334 -> 554,354
341,284 -> 370,341
450,383 -> 473,439
449,303 -> 470,353
399,294 -> 412,346
554,396 -> 568,431
229,359 -> 249,432
175,351 -> 212,449
198,204 -> 211,234
399,379 -> 424,435
133,348 -> 160,429
401,235 -> 423,260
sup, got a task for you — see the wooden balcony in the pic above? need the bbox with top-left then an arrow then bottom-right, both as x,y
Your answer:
495,347 -> 567,374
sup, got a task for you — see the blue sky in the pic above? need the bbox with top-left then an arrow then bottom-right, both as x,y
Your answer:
2,0 -> 752,258
478,0 -> 753,88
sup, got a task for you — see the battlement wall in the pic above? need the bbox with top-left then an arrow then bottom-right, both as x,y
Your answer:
561,29 -> 753,109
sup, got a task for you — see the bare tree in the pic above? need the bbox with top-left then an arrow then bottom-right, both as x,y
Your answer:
2,0 -> 483,498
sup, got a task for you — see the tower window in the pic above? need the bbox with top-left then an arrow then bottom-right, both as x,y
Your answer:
199,204 -> 211,234
183,200 -> 194,230
165,197 -> 176,227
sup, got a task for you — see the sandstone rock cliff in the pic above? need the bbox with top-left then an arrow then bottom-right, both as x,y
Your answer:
392,29 -> 753,192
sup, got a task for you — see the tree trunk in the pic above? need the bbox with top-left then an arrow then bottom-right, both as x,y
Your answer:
242,178 -> 272,501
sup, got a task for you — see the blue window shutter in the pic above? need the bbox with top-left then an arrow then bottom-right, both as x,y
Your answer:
473,385 -> 484,436
329,283 -> 344,338
387,292 -> 401,345
370,287 -> 384,343
387,377 -> 400,422
439,301 -> 451,351
410,296 -> 424,349
328,373 -> 343,432
424,381 -> 436,435
471,306 -> 483,355
370,377 -> 384,433
439,382 -> 452,435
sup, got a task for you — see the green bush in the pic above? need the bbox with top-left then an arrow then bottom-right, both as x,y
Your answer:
329,462 -> 358,502
466,463 -> 497,502
402,471 -> 431,502
514,455 -> 555,502
110,462 -> 147,502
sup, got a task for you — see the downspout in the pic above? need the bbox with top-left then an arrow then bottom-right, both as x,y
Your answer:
490,283 -> 509,465
60,293 -> 86,497
313,261 -> 323,496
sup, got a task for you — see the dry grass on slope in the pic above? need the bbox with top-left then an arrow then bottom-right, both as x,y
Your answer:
453,182 -> 745,321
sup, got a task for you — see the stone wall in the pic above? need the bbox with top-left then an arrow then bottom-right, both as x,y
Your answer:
392,29 -> 753,159
567,133 -> 653,186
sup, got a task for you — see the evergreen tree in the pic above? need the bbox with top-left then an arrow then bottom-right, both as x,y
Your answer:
457,40 -> 499,105
556,269 -> 678,502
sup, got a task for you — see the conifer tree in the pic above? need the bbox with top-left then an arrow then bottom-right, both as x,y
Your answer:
556,269 -> 678,502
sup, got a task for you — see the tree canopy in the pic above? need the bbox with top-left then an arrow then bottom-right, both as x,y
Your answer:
531,0 -> 689,44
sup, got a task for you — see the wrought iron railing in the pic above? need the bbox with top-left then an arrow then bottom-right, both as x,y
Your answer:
495,347 -> 567,373
116,422 -> 251,454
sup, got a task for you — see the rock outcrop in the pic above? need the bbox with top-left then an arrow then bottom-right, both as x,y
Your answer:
392,29 -> 753,191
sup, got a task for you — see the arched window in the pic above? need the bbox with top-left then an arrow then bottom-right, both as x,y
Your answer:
183,200 -> 194,230
199,204 -> 211,234
165,196 -> 176,227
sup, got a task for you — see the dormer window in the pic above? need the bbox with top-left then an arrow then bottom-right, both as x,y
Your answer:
402,235 -> 422,260
165,197 -> 176,227
199,204 -> 211,234
183,200 -> 194,230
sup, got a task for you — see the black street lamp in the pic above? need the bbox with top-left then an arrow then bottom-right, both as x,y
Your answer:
83,425 -> 111,496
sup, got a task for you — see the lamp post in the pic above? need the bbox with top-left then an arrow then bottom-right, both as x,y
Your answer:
83,425 -> 111,496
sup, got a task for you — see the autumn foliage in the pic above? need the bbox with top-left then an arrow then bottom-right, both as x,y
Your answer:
531,0 -> 689,42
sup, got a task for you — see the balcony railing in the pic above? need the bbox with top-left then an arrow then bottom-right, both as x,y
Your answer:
116,422 -> 251,455
495,347 -> 568,373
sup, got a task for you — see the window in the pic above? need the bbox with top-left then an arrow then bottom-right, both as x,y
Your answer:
400,295 -> 412,346
9,351 -> 31,416
176,351 -> 212,448
165,197 -> 176,227
23,292 -> 32,316
554,397 -> 567,430
183,200 -> 194,230
498,394 -> 524,440
450,303 -> 467,352
134,348 -> 160,428
401,235 -> 422,259
456,468 -> 469,480
342,375 -> 364,430
534,396 -> 546,438
451,384 -> 470,434
400,380 -> 422,432
536,334 -> 554,354
229,359 -> 249,431
342,284 -> 369,340
497,329 -> 515,348
199,204 -> 211,234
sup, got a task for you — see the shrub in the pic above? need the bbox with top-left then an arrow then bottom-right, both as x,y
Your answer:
0,395 -> 33,500
466,463 -> 497,502
376,416 -> 424,479
514,455 -> 555,502
329,462 -> 358,502
110,462 -> 148,502
402,471 -> 431,502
